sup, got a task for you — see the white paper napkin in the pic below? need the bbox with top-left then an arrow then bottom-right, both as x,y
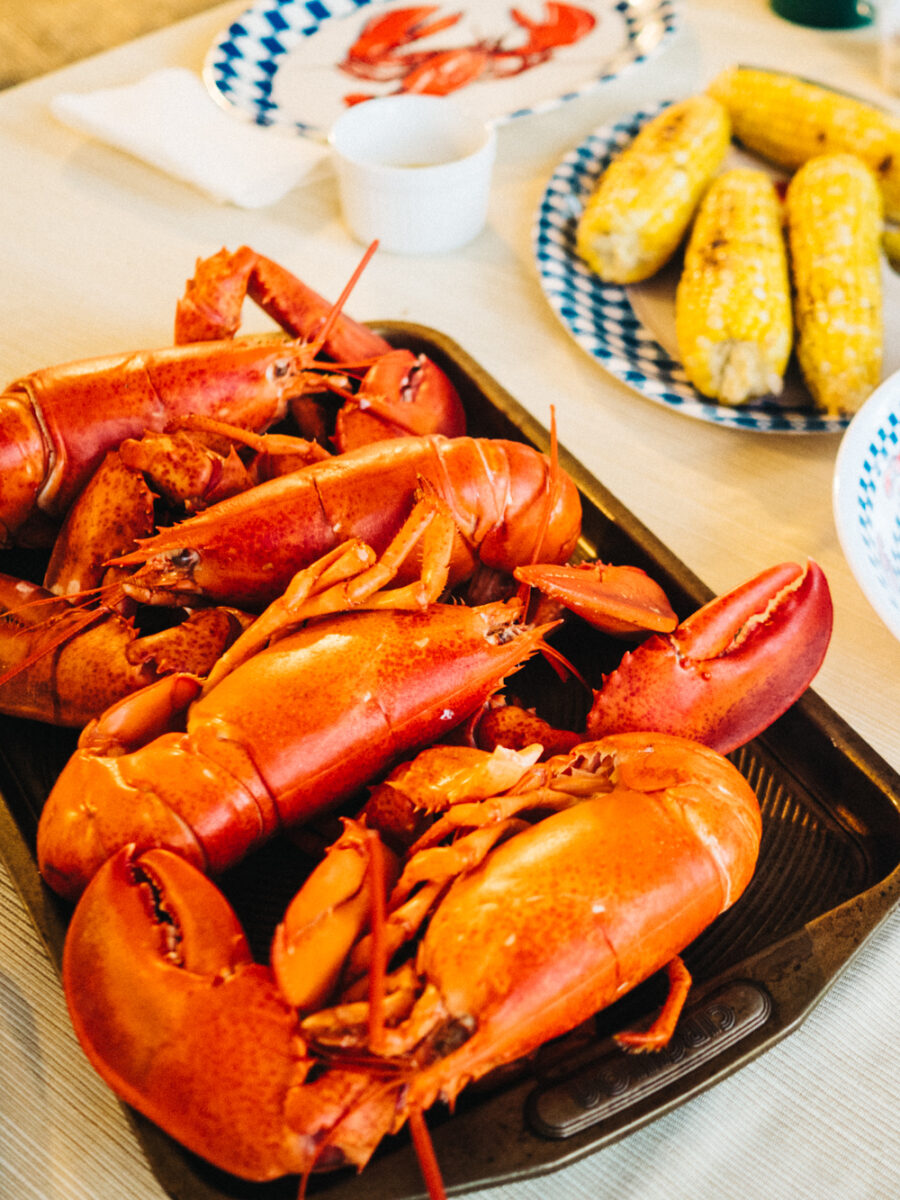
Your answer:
50,67 -> 329,208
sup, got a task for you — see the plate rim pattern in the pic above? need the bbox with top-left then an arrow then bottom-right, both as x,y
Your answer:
834,376 -> 900,638
203,0 -> 682,137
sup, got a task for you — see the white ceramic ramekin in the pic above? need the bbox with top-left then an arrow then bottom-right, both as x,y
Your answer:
329,94 -> 496,255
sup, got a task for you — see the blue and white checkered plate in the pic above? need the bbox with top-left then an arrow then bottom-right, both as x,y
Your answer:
204,0 -> 680,137
533,102 -> 900,434
834,372 -> 900,640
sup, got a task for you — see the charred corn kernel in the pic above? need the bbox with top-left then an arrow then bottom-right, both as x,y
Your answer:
708,66 -> 900,223
675,168 -> 792,405
575,95 -> 731,284
785,153 -> 883,416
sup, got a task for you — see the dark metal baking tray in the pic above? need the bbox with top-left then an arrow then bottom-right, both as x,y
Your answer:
1,323 -> 899,1200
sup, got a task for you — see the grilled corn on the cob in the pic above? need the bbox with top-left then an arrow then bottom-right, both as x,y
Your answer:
576,95 -> 731,284
708,66 -> 900,223
785,153 -> 883,416
675,168 -> 792,405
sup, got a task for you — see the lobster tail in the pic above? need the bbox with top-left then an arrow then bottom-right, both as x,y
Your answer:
472,439 -> 582,573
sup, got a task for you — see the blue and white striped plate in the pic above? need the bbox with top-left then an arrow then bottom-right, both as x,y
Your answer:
533,103 -> 853,434
834,372 -> 900,640
204,0 -> 681,138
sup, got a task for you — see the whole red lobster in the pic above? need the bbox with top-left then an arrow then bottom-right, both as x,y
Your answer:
0,243 -> 464,549
63,731 -> 762,1190
0,246 -> 468,724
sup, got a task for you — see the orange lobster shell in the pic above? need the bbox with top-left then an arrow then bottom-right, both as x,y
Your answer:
113,433 -> 583,608
62,732 -> 762,1184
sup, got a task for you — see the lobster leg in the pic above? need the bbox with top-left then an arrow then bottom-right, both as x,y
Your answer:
614,956 -> 693,1052
271,818 -> 399,1011
200,493 -> 458,690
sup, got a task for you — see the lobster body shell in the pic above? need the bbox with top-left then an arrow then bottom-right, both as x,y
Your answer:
404,733 -> 761,1111
38,600 -> 548,898
116,434 -> 582,608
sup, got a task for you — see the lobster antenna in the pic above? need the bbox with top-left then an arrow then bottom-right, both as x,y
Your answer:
309,240 -> 380,358
408,1108 -> 448,1200
538,633 -> 590,692
515,405 -> 562,619
0,577 -> 127,689
365,826 -> 389,1050
0,602 -> 106,689
533,403 -> 561,567
2,581 -> 108,621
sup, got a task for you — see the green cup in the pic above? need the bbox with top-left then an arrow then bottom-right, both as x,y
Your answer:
771,0 -> 873,27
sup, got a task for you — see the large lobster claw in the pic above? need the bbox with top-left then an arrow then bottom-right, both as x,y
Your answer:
587,560 -> 833,754
64,845 -> 401,1181
63,845 -> 309,1180
511,3 -> 597,55
334,347 -> 466,452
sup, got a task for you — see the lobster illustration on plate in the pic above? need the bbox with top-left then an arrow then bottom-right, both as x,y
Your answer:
339,3 -> 598,105
0,247 -> 836,1197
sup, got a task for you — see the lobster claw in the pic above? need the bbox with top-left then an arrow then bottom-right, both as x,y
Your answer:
344,7 -> 463,72
64,845 -> 402,1181
334,348 -> 466,452
511,3 -> 597,55
63,845 -> 306,1180
514,559 -> 678,636
587,560 -> 833,754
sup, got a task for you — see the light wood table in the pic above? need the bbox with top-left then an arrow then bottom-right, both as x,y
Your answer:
0,3 -> 898,1199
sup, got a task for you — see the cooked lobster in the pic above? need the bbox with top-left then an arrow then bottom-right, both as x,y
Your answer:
37,537 -> 831,901
62,731 -> 762,1189
37,496 -> 559,898
0,243 -> 464,550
